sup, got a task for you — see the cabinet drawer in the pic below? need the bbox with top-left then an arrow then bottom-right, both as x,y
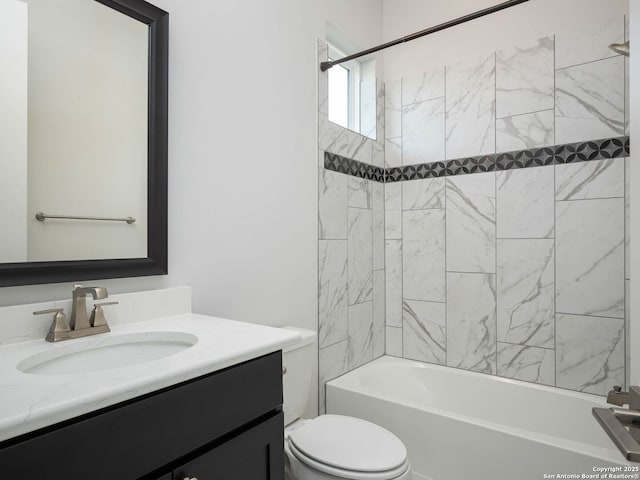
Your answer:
174,412 -> 284,480
0,352 -> 282,480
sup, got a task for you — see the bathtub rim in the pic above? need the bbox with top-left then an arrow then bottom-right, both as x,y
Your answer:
330,355 -> 610,402
326,355 -> 630,467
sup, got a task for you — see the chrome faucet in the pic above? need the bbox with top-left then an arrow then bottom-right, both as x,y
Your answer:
33,285 -> 116,342
607,386 -> 630,407
70,285 -> 108,330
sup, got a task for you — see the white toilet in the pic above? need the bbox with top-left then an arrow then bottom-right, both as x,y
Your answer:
282,327 -> 412,480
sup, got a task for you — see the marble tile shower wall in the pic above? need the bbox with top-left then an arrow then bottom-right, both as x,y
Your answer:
317,41 -> 386,413
384,17 -> 630,396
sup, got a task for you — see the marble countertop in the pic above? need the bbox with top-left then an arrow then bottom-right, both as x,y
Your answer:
0,314 -> 300,443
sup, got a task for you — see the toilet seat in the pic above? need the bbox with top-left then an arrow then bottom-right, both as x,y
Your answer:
288,439 -> 410,480
287,415 -> 409,480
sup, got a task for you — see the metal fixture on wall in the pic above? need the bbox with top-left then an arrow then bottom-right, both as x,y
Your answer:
35,212 -> 136,224
593,386 -> 640,462
609,41 -> 630,56
320,0 -> 530,72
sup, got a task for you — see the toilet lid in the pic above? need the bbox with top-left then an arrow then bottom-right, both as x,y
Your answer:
288,415 -> 407,473
288,442 -> 409,480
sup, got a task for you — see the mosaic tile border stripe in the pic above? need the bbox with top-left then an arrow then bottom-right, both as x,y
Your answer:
324,152 -> 385,182
387,136 -> 629,183
324,136 -> 629,183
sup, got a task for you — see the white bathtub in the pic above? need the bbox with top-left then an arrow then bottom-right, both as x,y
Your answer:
326,356 -> 634,480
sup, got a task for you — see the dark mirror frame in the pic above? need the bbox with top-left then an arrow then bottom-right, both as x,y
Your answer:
0,0 -> 168,287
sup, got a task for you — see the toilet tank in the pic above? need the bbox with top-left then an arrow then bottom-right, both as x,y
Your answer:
281,327 -> 316,425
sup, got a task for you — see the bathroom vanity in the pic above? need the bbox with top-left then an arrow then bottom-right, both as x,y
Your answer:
0,352 -> 283,479
0,288 -> 299,480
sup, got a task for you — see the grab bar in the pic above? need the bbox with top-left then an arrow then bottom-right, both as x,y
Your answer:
35,212 -> 135,224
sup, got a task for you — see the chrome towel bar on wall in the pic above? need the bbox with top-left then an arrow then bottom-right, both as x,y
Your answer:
35,212 -> 136,224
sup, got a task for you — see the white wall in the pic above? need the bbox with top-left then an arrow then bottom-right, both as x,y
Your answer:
153,0 -> 322,332
325,0 -> 383,54
0,0 -> 28,263
0,0 -> 324,331
27,0 -> 148,261
383,0 -> 628,80
159,0 -> 324,418
0,0 -> 326,416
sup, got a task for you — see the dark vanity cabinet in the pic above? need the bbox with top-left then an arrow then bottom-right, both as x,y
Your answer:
0,352 -> 284,480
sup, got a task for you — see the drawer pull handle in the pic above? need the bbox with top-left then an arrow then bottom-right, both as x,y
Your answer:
183,477 -> 198,480
282,366 -> 287,375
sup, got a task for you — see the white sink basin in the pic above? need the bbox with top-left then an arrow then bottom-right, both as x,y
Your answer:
17,331 -> 198,375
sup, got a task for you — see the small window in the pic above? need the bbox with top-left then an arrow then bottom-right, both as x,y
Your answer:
327,43 -> 360,132
328,63 -> 350,129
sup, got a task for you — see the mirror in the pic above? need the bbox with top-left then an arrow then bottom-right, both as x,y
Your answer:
0,0 -> 168,286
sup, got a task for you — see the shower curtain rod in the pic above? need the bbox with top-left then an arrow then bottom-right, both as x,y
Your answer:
320,0 -> 530,72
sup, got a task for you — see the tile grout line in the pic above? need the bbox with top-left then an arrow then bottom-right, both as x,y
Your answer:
343,79 -> 353,384
623,14 -> 628,389
497,340 -> 556,351
369,180 -> 374,360
316,43 -> 323,413
555,311 -> 625,321
495,107 -> 556,121
319,337 -> 349,351
494,51 -> 498,376
400,78 -> 404,358
446,269 -> 505,275
496,237 -> 556,240
403,298 -> 447,304
555,53 -> 624,72
556,196 -> 625,204
317,45 -> 323,413
383,81 -> 394,353
553,33 -> 558,388
378,81 -> 387,358
444,63 -> 448,368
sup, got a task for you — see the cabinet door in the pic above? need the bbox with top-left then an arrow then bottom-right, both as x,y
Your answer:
174,412 -> 284,480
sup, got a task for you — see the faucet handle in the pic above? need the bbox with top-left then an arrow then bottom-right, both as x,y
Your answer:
607,385 -> 630,406
33,308 -> 64,315
90,302 -> 118,328
33,308 -> 71,342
